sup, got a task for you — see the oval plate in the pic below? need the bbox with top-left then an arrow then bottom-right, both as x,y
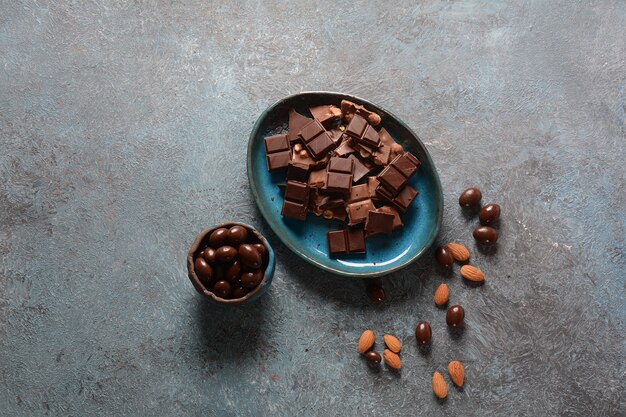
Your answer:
247,92 -> 443,277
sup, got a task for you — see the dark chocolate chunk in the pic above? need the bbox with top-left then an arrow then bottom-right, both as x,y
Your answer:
288,109 -> 312,143
345,114 -> 368,139
281,180 -> 309,221
379,127 -> 404,160
347,155 -> 372,183
300,119 -> 325,142
360,125 -> 380,148
264,134 -> 291,171
365,210 -> 395,237
377,152 -> 420,196
334,137 -> 356,156
392,185 -> 418,212
308,168 -> 327,188
325,157 -> 354,194
377,206 -> 403,229
328,128 -> 344,144
309,105 -> 342,128
327,229 -> 366,256
286,162 -> 310,183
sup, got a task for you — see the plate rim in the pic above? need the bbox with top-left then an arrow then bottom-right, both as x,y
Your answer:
247,91 -> 443,278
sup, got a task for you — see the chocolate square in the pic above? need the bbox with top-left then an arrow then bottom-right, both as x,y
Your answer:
281,200 -> 307,221
264,134 -> 289,153
328,157 -> 354,173
346,229 -> 366,253
327,230 -> 348,255
284,181 -> 309,202
288,110 -> 312,143
307,132 -> 336,159
392,185 -> 418,212
378,165 -> 408,194
359,125 -> 381,148
346,114 -> 368,139
394,153 -> 420,178
326,172 -> 352,193
299,120 -> 325,143
348,183 -> 370,203
266,151 -> 291,172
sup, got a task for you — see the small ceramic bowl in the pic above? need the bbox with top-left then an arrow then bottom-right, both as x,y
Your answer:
187,222 -> 275,305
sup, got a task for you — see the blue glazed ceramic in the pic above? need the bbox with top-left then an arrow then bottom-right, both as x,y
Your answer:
187,222 -> 275,305
247,92 -> 443,277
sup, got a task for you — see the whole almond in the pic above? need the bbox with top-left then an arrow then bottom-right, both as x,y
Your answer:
432,371 -> 448,399
447,243 -> 470,262
448,360 -> 465,387
383,349 -> 402,369
460,265 -> 485,282
383,334 -> 402,353
358,330 -> 375,353
434,283 -> 449,306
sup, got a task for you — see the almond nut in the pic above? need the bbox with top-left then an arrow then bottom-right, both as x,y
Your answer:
383,349 -> 401,369
447,242 -> 470,262
358,330 -> 375,353
460,265 -> 484,282
448,360 -> 465,387
383,334 -> 401,353
432,371 -> 448,399
434,283 -> 449,306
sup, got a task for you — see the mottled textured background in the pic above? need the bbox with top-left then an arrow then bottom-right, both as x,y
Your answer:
1,1 -> 624,416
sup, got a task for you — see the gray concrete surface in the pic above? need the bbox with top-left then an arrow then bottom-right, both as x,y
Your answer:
1,1 -> 625,416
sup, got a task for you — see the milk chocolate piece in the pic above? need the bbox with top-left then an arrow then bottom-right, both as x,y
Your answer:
372,144 -> 391,166
379,128 -> 404,160
365,210 -> 395,237
367,177 -> 381,199
347,155 -> 373,182
340,100 -> 381,126
377,152 -> 420,196
327,229 -> 366,256
377,205 -> 404,229
286,162 -> 309,183
281,180 -> 309,220
348,183 -> 370,203
310,105 -> 342,128
334,137 -> 356,156
346,199 -> 376,225
328,128 -> 344,144
322,206 -> 347,222
288,109 -> 312,143
308,168 -> 327,188
299,119 -> 336,160
325,157 -> 354,194
264,134 -> 291,171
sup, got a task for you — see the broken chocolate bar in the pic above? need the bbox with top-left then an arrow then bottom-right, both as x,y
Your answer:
264,134 -> 291,171
325,157 -> 354,194
376,184 -> 418,213
327,229 -> 366,256
281,180 -> 309,220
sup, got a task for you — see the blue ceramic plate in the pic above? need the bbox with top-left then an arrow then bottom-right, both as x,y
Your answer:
247,92 -> 443,277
